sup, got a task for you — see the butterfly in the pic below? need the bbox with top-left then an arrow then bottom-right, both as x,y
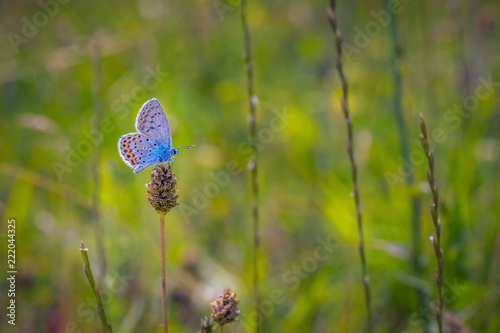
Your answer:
118,98 -> 194,173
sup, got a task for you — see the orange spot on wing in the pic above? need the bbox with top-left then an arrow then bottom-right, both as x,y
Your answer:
132,158 -> 137,164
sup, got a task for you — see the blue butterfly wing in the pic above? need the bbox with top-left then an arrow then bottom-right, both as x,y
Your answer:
118,133 -> 164,173
134,98 -> 172,148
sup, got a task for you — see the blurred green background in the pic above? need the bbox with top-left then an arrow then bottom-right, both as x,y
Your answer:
1,0 -> 499,332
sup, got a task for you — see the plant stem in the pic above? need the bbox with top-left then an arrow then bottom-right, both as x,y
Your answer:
449,3 -> 471,99
79,241 -> 113,333
384,0 -> 426,322
419,113 -> 444,333
240,1 -> 261,331
327,2 -> 372,332
91,32 -> 106,285
159,213 -> 169,333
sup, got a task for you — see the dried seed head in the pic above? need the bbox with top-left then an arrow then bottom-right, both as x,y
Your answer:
419,113 -> 427,138
210,288 -> 240,326
145,164 -> 179,214
198,317 -> 214,333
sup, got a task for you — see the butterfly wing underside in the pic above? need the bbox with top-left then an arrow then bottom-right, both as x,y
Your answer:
135,98 -> 172,148
118,133 -> 159,173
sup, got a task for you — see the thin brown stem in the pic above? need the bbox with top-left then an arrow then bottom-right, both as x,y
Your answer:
419,113 -> 444,333
327,1 -> 372,332
241,0 -> 261,331
159,213 -> 169,333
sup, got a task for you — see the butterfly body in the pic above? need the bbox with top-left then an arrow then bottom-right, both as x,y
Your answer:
118,98 -> 186,174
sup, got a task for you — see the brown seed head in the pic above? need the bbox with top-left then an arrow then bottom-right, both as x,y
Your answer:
145,164 -> 179,214
210,288 -> 240,326
198,317 -> 214,333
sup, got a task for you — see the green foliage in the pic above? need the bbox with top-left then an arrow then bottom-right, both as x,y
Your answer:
0,1 -> 499,332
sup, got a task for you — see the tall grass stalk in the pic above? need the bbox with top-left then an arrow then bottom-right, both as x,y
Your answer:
327,1 -> 372,331
449,3 -> 471,98
383,0 -> 426,321
91,34 -> 106,283
240,1 -> 261,331
159,213 -> 169,333
419,113 -> 445,333
79,241 -> 113,333
145,164 -> 179,332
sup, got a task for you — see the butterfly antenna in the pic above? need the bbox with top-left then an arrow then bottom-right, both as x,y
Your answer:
176,145 -> 196,150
